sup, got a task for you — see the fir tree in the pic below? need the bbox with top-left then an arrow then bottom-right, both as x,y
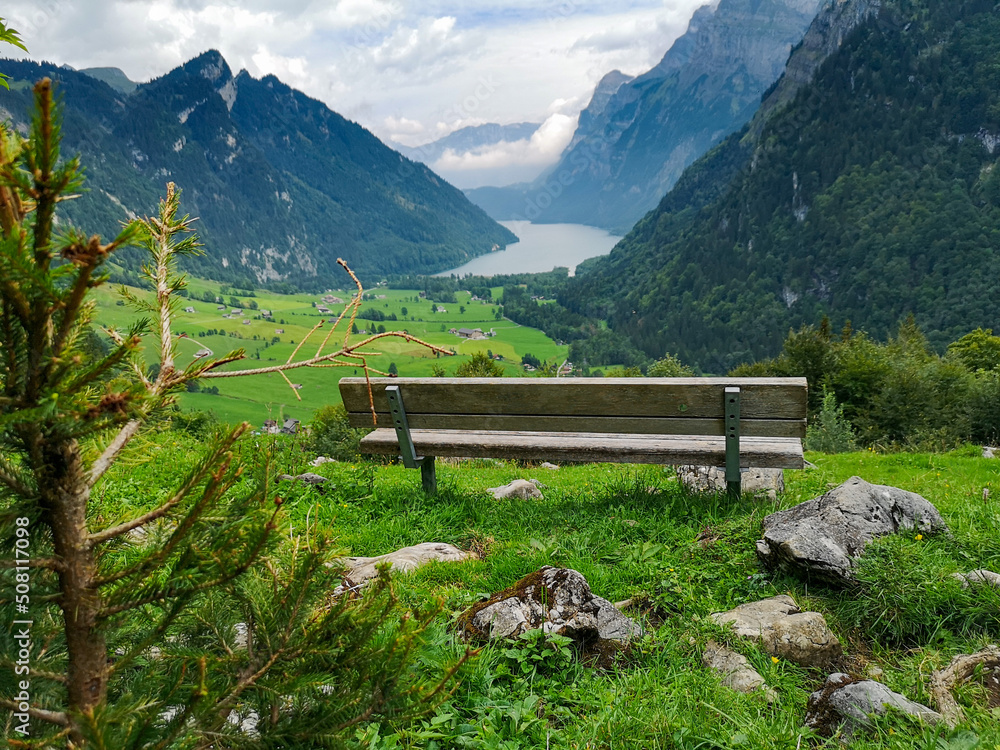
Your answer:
0,79 -> 461,748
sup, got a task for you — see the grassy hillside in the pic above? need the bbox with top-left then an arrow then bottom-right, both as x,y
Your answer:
93,280 -> 568,425
103,435 -> 1000,748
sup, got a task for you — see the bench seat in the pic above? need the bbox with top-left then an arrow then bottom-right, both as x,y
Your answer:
360,428 -> 805,467
339,376 -> 808,495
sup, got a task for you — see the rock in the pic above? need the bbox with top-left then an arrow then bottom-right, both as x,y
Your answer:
756,476 -> 948,583
677,465 -> 784,499
539,462 -> 560,470
703,640 -> 777,701
331,542 -> 474,595
488,479 -> 544,500
710,595 -> 842,668
951,569 -> 1000,589
805,673 -> 942,738
310,456 -> 337,466
277,472 -> 331,492
456,566 -> 641,647
983,446 -> 997,459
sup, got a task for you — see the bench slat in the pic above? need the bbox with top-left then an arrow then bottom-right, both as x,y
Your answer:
340,377 -> 807,421
359,428 -> 805,469
347,412 -> 806,439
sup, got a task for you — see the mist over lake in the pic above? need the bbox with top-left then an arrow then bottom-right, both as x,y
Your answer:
437,221 -> 622,277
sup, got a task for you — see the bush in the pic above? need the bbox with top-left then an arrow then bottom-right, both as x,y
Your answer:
805,389 -> 857,453
308,403 -> 367,460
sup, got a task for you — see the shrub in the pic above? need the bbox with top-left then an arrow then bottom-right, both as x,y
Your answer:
308,403 -> 368,460
805,389 -> 857,453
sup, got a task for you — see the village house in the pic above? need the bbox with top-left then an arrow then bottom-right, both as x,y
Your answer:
275,328 -> 284,334
230,308 -> 242,315
242,319 -> 250,325
184,306 -> 196,313
260,309 -> 272,317
316,305 -> 330,314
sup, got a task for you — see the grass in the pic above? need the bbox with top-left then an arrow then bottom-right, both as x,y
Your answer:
100,434 -> 1000,749
92,281 -> 568,427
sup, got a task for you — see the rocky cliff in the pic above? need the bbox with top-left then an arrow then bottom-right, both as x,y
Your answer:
468,0 -> 824,233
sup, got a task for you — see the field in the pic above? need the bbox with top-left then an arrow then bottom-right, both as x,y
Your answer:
92,278 -> 567,426
103,434 -> 1000,749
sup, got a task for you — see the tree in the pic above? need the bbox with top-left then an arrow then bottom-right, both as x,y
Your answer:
455,351 -> 505,377
647,352 -> 694,377
0,83 -> 461,747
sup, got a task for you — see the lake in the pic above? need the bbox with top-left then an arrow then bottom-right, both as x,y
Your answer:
437,220 -> 622,277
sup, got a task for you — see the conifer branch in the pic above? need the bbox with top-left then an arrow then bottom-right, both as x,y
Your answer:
0,698 -> 69,726
87,428 -> 245,547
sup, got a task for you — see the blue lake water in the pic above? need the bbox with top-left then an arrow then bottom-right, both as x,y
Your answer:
437,220 -> 622,277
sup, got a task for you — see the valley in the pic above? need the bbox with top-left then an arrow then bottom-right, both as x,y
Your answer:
93,278 -> 568,426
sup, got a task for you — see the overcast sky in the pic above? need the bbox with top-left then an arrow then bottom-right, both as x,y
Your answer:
6,0 -> 706,186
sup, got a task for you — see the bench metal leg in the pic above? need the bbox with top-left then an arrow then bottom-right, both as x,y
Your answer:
421,456 -> 436,495
386,384 -> 437,494
725,387 -> 741,498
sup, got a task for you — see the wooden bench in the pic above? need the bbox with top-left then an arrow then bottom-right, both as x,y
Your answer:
338,377 -> 808,496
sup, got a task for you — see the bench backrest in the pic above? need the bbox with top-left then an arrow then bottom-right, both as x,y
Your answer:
339,377 -> 807,439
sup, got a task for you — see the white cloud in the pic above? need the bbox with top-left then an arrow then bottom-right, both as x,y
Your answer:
433,111 -> 577,171
384,115 -> 427,137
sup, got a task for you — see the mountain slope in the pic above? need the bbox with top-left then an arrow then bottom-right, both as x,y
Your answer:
0,52 -> 515,287
562,0 -> 1000,371
468,0 -> 823,233
397,122 -> 541,164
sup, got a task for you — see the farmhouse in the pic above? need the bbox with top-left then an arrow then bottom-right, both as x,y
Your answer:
242,319 -> 250,325
230,308 -> 242,315
275,328 -> 284,334
316,305 -> 330,314
184,306 -> 196,313
260,309 -> 272,317
456,328 -> 486,340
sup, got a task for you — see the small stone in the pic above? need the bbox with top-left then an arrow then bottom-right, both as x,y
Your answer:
539,462 -> 560,470
488,479 -> 544,499
331,542 -> 474,595
710,595 -> 842,668
310,456 -> 337,466
951,569 -> 1000,589
983,446 -> 997,459
677,465 -> 784,499
703,640 -> 777,701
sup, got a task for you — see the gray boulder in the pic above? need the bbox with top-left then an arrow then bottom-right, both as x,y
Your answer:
456,566 -> 641,646
805,673 -> 942,739
710,595 -> 842,668
756,476 -> 947,583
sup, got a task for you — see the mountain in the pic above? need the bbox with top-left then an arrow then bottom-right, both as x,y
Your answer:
79,66 -> 138,94
467,0 -> 823,233
397,122 -> 541,164
560,0 -> 1000,372
0,52 -> 515,288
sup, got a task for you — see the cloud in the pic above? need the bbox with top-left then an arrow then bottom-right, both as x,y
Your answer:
433,111 -> 578,172
384,115 -> 427,137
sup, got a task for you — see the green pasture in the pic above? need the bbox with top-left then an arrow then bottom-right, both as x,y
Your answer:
92,281 -> 568,427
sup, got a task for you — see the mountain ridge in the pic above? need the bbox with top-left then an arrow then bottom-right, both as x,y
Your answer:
0,50 -> 515,288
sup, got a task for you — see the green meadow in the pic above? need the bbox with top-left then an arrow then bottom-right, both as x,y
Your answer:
93,279 -> 567,426
101,434 -> 1000,749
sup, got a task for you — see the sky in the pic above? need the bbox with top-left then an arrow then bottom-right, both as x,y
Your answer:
5,0 -> 707,187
